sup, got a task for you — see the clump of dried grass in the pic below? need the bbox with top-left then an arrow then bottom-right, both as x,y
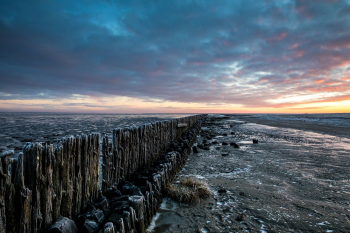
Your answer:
166,177 -> 212,204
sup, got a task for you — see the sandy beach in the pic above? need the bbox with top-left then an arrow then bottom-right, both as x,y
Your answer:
148,115 -> 350,232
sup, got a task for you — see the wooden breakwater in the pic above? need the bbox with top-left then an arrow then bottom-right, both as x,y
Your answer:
0,114 -> 206,233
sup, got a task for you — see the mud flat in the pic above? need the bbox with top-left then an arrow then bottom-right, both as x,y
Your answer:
0,113 -> 192,154
149,115 -> 350,232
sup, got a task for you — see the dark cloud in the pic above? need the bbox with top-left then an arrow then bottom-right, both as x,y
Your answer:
0,0 -> 350,109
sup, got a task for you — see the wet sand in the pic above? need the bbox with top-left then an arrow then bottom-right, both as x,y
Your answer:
148,116 -> 350,232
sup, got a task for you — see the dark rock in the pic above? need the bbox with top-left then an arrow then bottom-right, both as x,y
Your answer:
119,181 -> 143,196
85,203 -> 97,213
253,139 -> 259,143
216,147 -> 221,150
206,136 -> 212,140
111,195 -> 130,202
222,142 -> 228,145
230,132 -> 235,135
230,142 -> 240,148
239,191 -> 245,196
236,213 -> 247,221
202,139 -> 208,144
76,204 -> 97,228
223,133 -> 228,136
192,146 -> 199,153
221,153 -> 229,156
218,188 -> 227,193
82,219 -> 99,233
203,146 -> 210,150
197,144 -> 204,149
91,209 -> 105,224
93,196 -> 109,213
48,217 -> 78,233
211,140 -> 218,144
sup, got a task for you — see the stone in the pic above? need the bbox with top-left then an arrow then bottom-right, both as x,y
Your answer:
93,196 -> 109,213
192,146 -> 199,153
110,200 -> 129,212
92,209 -> 105,224
221,153 -> 229,156
82,219 -> 99,233
230,132 -> 235,135
211,140 -> 218,144
236,213 -> 247,221
223,133 -> 228,136
218,188 -> 227,194
48,217 -> 78,233
119,181 -> 143,196
222,142 -> 228,145
230,142 -> 240,148
253,139 -> 259,143
104,187 -> 122,199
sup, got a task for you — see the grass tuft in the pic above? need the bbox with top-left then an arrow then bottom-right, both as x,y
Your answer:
166,177 -> 212,204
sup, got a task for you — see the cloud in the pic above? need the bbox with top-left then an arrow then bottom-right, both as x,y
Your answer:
0,0 -> 350,111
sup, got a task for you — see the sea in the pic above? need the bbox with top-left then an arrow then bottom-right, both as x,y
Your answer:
0,113 -> 193,154
1,112 -> 349,155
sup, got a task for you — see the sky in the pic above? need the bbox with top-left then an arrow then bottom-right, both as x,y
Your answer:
0,0 -> 350,114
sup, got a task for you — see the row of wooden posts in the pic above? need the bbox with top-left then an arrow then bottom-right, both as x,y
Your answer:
0,114 -> 206,233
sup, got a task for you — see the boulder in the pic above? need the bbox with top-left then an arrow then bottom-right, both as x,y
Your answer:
118,181 -> 143,196
91,209 -> 105,224
82,219 -> 99,233
93,196 -> 109,214
104,187 -> 122,199
253,139 -> 259,143
48,217 -> 78,233
230,142 -> 240,148
192,146 -> 199,153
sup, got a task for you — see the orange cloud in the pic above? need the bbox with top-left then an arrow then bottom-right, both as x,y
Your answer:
268,32 -> 287,43
289,43 -> 299,49
315,79 -> 325,84
294,50 -> 305,58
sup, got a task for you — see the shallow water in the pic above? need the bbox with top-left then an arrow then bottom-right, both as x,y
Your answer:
247,113 -> 350,129
0,113 -> 192,154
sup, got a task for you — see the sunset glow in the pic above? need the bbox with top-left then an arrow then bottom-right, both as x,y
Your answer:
1,0 -> 350,113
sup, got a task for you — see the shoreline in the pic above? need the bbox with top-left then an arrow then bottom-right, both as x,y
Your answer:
149,115 -> 350,232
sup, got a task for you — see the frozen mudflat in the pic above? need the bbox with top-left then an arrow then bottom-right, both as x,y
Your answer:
0,113 -> 192,154
149,115 -> 350,232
